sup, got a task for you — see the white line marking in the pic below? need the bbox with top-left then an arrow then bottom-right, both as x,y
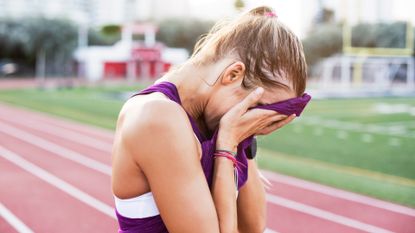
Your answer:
361,134 -> 373,143
0,114 -> 113,152
0,146 -> 115,219
0,103 -> 114,139
0,202 -> 34,233
264,228 -> 279,233
293,125 -> 302,133
261,170 -> 415,217
266,194 -> 394,233
1,106 -> 413,226
0,121 -> 111,175
377,121 -> 415,127
0,145 -> 281,232
336,130 -> 348,139
301,117 -> 415,138
388,138 -> 401,147
313,128 -> 323,136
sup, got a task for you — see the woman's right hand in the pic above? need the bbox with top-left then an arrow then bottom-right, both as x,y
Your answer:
217,87 -> 295,151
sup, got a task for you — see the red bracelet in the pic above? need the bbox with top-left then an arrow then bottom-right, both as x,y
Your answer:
214,151 -> 239,190
213,151 -> 237,167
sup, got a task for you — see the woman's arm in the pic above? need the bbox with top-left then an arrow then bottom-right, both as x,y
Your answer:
211,143 -> 239,233
236,115 -> 296,233
121,101 -> 220,233
212,87 -> 276,233
215,94 -> 296,233
237,160 -> 266,233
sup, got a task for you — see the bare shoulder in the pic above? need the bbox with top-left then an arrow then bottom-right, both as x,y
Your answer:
116,94 -> 198,170
120,95 -> 188,137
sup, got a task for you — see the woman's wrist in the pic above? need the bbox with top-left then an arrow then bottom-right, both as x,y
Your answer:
216,141 -> 237,153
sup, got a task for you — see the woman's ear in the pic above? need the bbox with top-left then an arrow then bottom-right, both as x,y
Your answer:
221,61 -> 246,85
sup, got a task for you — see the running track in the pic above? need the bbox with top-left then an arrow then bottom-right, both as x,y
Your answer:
0,103 -> 414,233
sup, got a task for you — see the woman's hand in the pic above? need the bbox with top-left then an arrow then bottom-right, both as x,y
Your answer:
217,87 -> 296,151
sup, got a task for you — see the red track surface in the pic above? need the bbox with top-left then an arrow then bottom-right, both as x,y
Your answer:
0,103 -> 414,233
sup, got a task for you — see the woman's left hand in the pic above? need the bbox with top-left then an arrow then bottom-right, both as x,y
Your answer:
254,113 -> 296,135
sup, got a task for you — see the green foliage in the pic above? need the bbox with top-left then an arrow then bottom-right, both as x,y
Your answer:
302,21 -> 414,67
0,18 -> 78,62
351,21 -> 408,48
0,17 -> 118,75
100,24 -> 121,36
88,28 -> 120,46
234,0 -> 245,11
156,18 -> 214,53
95,24 -> 122,45
302,23 -> 343,66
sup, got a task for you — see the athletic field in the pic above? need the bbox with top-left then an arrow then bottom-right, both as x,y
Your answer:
0,85 -> 415,207
0,83 -> 413,209
0,98 -> 413,232
0,82 -> 414,232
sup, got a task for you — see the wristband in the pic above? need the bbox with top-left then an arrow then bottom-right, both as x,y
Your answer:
215,149 -> 237,157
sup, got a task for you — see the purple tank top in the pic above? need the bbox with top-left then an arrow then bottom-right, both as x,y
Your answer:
115,81 -> 311,233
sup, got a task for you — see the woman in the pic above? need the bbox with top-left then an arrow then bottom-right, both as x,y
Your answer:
111,6 -> 308,233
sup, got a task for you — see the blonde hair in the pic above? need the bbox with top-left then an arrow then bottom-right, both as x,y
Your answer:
191,6 -> 307,96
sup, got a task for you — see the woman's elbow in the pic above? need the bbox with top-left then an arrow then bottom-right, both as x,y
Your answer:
238,216 -> 266,233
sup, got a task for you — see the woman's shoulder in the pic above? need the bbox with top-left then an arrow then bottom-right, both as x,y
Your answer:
116,93 -> 200,164
117,93 -> 190,142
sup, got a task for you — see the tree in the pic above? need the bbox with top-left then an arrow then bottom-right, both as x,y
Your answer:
156,18 -> 214,53
234,0 -> 245,11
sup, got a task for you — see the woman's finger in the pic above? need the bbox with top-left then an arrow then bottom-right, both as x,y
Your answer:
264,113 -> 288,123
273,113 -> 296,128
235,87 -> 264,114
257,114 -> 296,135
245,108 -> 278,120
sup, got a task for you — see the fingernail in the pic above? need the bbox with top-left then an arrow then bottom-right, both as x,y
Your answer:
255,87 -> 264,95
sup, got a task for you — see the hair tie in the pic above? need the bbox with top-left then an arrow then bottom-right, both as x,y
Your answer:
265,12 -> 277,18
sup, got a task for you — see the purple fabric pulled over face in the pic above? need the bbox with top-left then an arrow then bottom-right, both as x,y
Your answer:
224,92 -> 312,170
249,93 -> 312,116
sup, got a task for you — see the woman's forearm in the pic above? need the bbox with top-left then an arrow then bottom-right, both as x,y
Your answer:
237,160 -> 266,233
211,140 -> 238,233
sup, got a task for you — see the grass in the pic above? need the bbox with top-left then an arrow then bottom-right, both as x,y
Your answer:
0,84 -> 144,129
257,149 -> 415,207
0,84 -> 414,207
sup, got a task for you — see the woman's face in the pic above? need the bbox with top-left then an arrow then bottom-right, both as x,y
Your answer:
203,62 -> 296,131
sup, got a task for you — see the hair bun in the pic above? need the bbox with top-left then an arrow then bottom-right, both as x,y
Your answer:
247,6 -> 274,16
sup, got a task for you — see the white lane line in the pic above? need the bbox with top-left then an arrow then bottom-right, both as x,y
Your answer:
0,202 -> 34,233
0,146 -> 115,219
261,170 -> 415,217
266,194 -> 394,233
0,113 -> 113,152
0,103 -> 114,139
0,145 -> 282,233
0,109 -> 413,229
0,121 -> 111,175
264,228 -> 279,233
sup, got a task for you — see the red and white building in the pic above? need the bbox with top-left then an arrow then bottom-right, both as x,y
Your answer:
74,23 -> 188,81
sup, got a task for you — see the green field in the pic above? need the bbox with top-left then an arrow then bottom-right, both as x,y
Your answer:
0,84 -> 414,207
